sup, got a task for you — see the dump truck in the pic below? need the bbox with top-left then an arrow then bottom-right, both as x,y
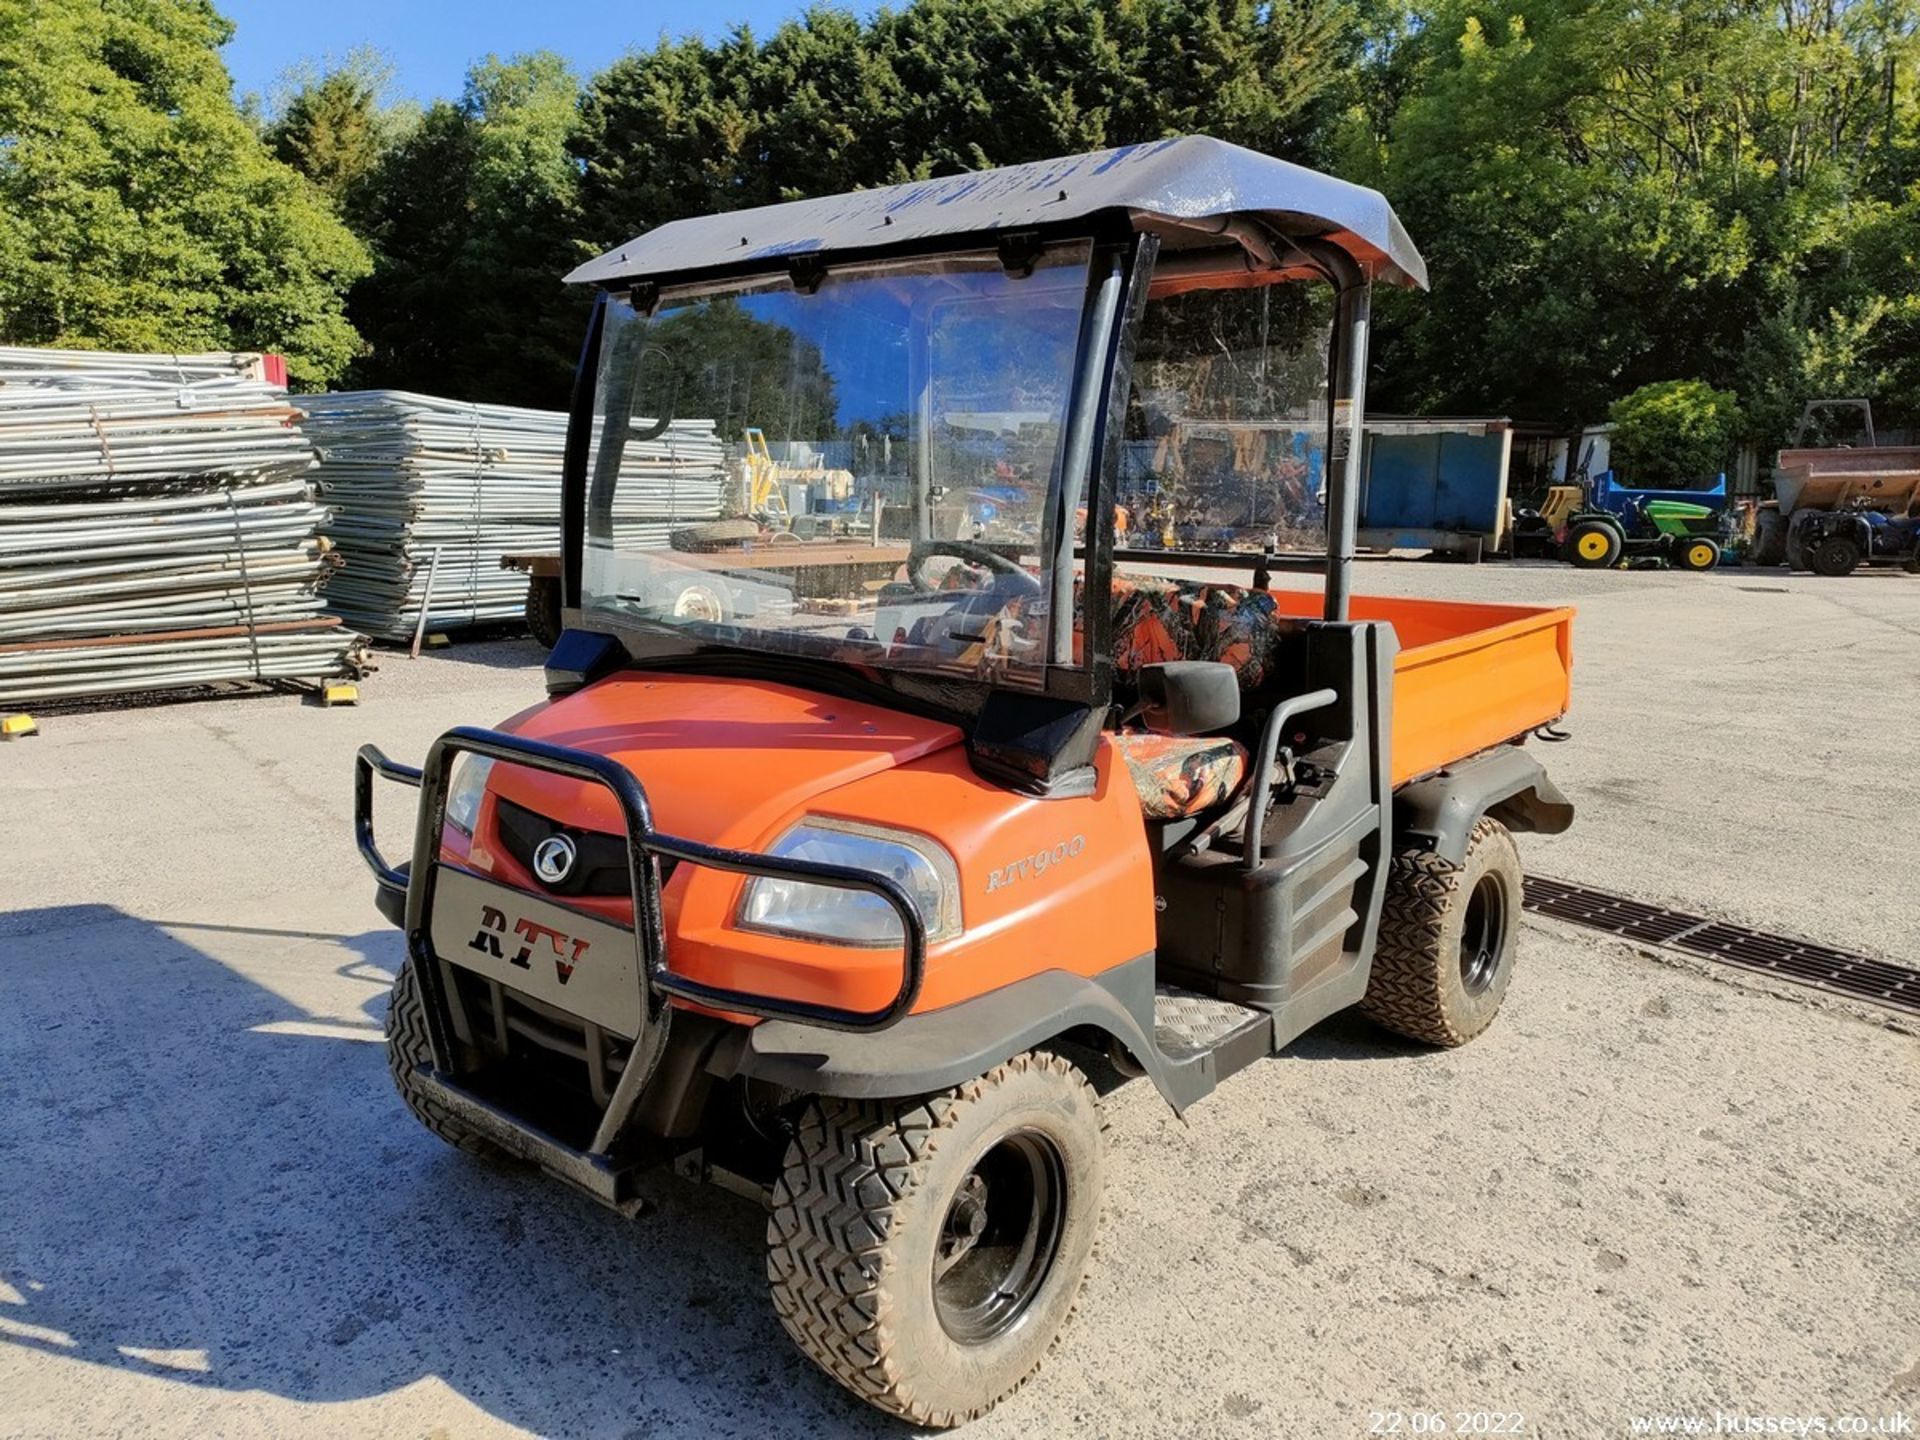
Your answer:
1751,400 -> 1920,575
354,136 -> 1575,1426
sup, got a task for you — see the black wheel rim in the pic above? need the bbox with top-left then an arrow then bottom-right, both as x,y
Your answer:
933,1129 -> 1067,1345
1459,871 -> 1509,996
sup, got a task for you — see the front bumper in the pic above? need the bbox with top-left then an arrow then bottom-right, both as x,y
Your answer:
353,725 -> 930,1178
408,1062 -> 652,1213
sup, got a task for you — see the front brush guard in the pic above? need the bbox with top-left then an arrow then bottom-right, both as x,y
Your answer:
354,725 -> 927,1167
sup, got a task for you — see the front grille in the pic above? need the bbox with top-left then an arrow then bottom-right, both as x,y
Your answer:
448,965 -> 631,1141
493,796 -> 670,898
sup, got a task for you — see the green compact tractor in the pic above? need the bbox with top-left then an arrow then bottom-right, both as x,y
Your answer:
1561,471 -> 1726,572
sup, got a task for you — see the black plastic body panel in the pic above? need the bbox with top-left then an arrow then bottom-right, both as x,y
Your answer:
968,691 -> 1105,795
544,628 -> 624,697
375,865 -> 408,928
1158,813 -> 1374,1018
1396,745 -> 1574,865
713,953 -> 1255,1114
1152,621 -> 1397,1048
717,954 -> 1162,1095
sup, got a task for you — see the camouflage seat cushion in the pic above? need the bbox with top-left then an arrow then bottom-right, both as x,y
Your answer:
1112,733 -> 1249,820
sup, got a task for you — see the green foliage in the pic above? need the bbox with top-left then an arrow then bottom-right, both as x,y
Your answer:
573,0 -> 1354,259
9,0 -> 1918,433
347,52 -> 587,405
1607,379 -> 1743,486
305,0 -> 1356,406
625,301 -> 840,445
261,49 -> 408,208
1351,0 -> 1920,438
0,0 -> 370,386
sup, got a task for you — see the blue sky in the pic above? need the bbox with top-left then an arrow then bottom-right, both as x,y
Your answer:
219,0 -> 819,105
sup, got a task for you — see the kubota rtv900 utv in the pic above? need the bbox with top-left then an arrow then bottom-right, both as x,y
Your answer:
356,137 -> 1575,1426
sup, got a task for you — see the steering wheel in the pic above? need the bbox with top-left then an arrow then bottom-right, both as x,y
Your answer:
904,540 -> 1041,596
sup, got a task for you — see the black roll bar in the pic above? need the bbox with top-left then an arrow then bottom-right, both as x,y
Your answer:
355,745 -> 420,898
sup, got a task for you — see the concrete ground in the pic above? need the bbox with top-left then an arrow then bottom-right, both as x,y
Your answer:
2,563 -> 1915,1439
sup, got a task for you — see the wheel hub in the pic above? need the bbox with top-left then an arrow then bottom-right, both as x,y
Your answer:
672,586 -> 724,622
1459,870 -> 1509,996
938,1174 -> 990,1271
932,1131 -> 1067,1345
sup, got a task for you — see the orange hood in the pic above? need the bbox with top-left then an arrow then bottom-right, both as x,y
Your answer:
487,672 -> 965,848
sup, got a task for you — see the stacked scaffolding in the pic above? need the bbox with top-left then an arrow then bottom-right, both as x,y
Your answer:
0,347 -> 367,706
304,391 -> 728,639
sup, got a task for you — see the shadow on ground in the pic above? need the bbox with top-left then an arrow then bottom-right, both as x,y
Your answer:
1282,1009 -> 1421,1062
0,906 -> 904,1438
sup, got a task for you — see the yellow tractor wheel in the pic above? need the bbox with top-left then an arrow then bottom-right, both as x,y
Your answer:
1678,538 -> 1721,572
1565,521 -> 1622,569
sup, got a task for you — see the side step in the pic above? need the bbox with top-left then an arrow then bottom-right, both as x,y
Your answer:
1152,986 -> 1273,1104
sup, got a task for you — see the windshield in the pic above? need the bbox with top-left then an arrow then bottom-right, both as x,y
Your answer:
583,245 -> 1095,686
1119,278 -> 1335,558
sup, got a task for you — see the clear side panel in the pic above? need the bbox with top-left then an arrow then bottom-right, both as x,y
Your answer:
1115,279 -> 1336,566
581,245 -> 1095,687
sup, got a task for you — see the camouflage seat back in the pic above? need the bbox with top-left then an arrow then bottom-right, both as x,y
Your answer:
972,573 -> 1297,690
1104,576 -> 1292,691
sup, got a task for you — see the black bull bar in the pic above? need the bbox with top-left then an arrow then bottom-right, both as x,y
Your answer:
353,726 -> 928,1179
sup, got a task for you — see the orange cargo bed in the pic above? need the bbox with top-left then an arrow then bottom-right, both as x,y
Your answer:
1265,589 -> 1574,786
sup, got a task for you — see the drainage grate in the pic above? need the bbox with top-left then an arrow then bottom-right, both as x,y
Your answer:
1523,875 -> 1920,1018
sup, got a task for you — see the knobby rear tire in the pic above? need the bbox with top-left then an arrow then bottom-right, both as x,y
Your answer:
1564,520 -> 1622,570
766,1052 -> 1104,1427
1361,817 -> 1523,1047
1785,528 -> 1810,571
1808,536 -> 1862,577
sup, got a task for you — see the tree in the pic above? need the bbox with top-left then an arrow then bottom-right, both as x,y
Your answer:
1608,379 -> 1742,485
304,0 -> 1363,404
1348,0 -> 1920,440
338,101 -> 479,390
261,49 -> 408,209
624,301 -> 840,444
347,52 -> 587,405
0,0 -> 370,386
574,0 -> 1358,260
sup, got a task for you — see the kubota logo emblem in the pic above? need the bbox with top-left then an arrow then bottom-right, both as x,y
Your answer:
532,834 -> 577,884
986,834 -> 1086,892
469,904 -> 590,985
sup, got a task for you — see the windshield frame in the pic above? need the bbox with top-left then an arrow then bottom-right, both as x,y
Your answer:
558,223 -> 1365,715
569,232 -> 1143,712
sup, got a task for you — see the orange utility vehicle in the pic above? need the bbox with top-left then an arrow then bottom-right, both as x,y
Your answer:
355,138 -> 1574,1426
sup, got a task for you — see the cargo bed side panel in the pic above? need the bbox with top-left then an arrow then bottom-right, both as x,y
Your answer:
1388,610 -> 1571,783
1265,589 -> 1573,784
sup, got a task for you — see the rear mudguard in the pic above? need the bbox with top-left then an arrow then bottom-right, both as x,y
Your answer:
1393,745 -> 1573,865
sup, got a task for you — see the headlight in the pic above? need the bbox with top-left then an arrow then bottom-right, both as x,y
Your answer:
738,819 -> 962,947
444,756 -> 495,837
